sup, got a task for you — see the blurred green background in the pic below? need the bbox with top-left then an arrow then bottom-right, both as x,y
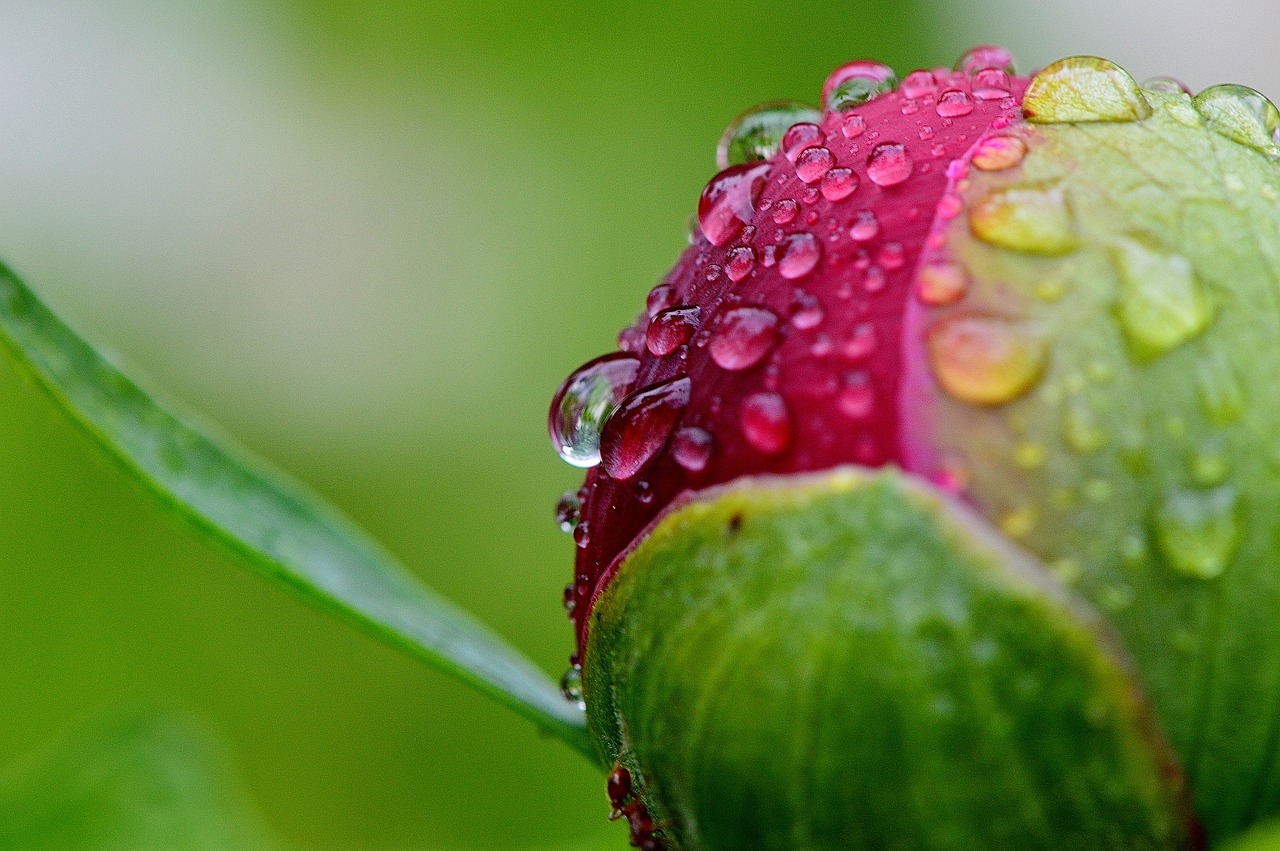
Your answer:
0,2 -> 1269,847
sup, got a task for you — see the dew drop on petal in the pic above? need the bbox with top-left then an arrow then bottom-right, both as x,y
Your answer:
600,376 -> 691,480
789,291 -> 825,329
901,69 -> 938,99
972,69 -> 1012,101
1154,486 -> 1240,580
782,122 -> 825,162
1192,84 -> 1280,157
1023,56 -> 1152,124
772,198 -> 799,225
697,162 -> 770,246
1143,76 -> 1191,96
779,232 -> 822,279
956,45 -> 1016,75
823,60 -> 898,111
671,426 -> 714,472
848,210 -> 880,241
1111,235 -> 1211,361
927,314 -> 1048,405
560,665 -> 586,710
867,143 -> 914,187
555,490 -> 581,533
549,352 -> 640,467
795,146 -> 836,183
969,184 -> 1079,255
936,89 -> 974,118
709,306 -> 782,370
840,113 -> 867,139
646,284 -> 676,317
841,322 -> 877,361
820,167 -> 859,201
725,246 -> 757,283
740,392 -> 792,453
717,101 -> 824,169
971,135 -> 1027,171
837,372 -> 876,419
646,306 -> 701,356
917,261 -> 969,305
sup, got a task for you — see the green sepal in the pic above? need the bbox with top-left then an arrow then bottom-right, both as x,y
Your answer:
585,467 -> 1190,850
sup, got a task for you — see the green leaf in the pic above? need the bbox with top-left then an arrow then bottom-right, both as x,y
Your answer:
0,709 -> 274,850
585,468 -> 1190,850
0,265 -> 591,757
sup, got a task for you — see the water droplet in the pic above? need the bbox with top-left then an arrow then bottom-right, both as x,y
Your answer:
867,142 -> 913,187
970,135 -> 1028,171
549,353 -> 640,467
935,193 -> 963,219
820,167 -> 858,201
1154,486 -> 1241,580
646,306 -> 701,356
917,261 -> 969,305
1192,84 -> 1280,157
955,45 -> 1016,76
1063,393 -> 1107,455
837,372 -> 875,419
600,376 -> 691,480
969,185 -> 1078,255
1111,235 -> 1211,361
877,242 -> 906,270
709,306 -> 781,370
1023,56 -> 1152,124
901,69 -> 938,99
573,521 -> 591,549
935,89 -> 974,118
697,162 -> 770,247
823,60 -> 897,111
972,69 -> 1012,101
795,146 -> 836,184
716,101 -> 824,169
782,123 -> 825,162
848,210 -> 880,241
646,284 -> 676,317
561,665 -> 586,710
927,314 -> 1048,405
725,247 -> 756,284
671,426 -> 713,472
1143,76 -> 1190,96
864,266 -> 886,293
789,291 -> 825,329
555,491 -> 581,532
772,198 -> 799,225
779,232 -> 822,279
607,763 -> 633,814
740,392 -> 792,453
840,113 -> 867,138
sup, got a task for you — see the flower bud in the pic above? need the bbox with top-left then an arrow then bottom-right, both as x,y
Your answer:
551,49 -> 1280,848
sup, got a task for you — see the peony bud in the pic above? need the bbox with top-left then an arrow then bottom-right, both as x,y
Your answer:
550,48 -> 1280,848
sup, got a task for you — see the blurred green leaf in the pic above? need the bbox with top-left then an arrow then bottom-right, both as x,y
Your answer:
0,263 -> 591,758
0,709 -> 273,850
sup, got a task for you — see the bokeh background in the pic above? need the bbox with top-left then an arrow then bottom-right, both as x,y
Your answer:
0,2 -> 1272,848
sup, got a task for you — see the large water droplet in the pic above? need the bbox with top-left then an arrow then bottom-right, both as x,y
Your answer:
549,353 -> 640,467
867,142 -> 914,187
697,162 -> 770,246
1111,235 -> 1211,361
969,184 -> 1079,255
716,101 -> 824,169
725,246 -> 756,283
970,135 -> 1028,171
709,306 -> 781,371
848,210 -> 879,241
823,61 -> 897,111
646,306 -> 701,356
1192,84 -> 1280,158
779,232 -> 822,279
740,391 -> 792,453
972,69 -> 1012,101
1023,56 -> 1153,124
955,45 -> 1016,76
600,376 -> 691,480
901,69 -> 938,99
1154,486 -> 1241,580
927,314 -> 1048,405
820,167 -> 858,201
671,426 -> 714,472
795,146 -> 836,184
